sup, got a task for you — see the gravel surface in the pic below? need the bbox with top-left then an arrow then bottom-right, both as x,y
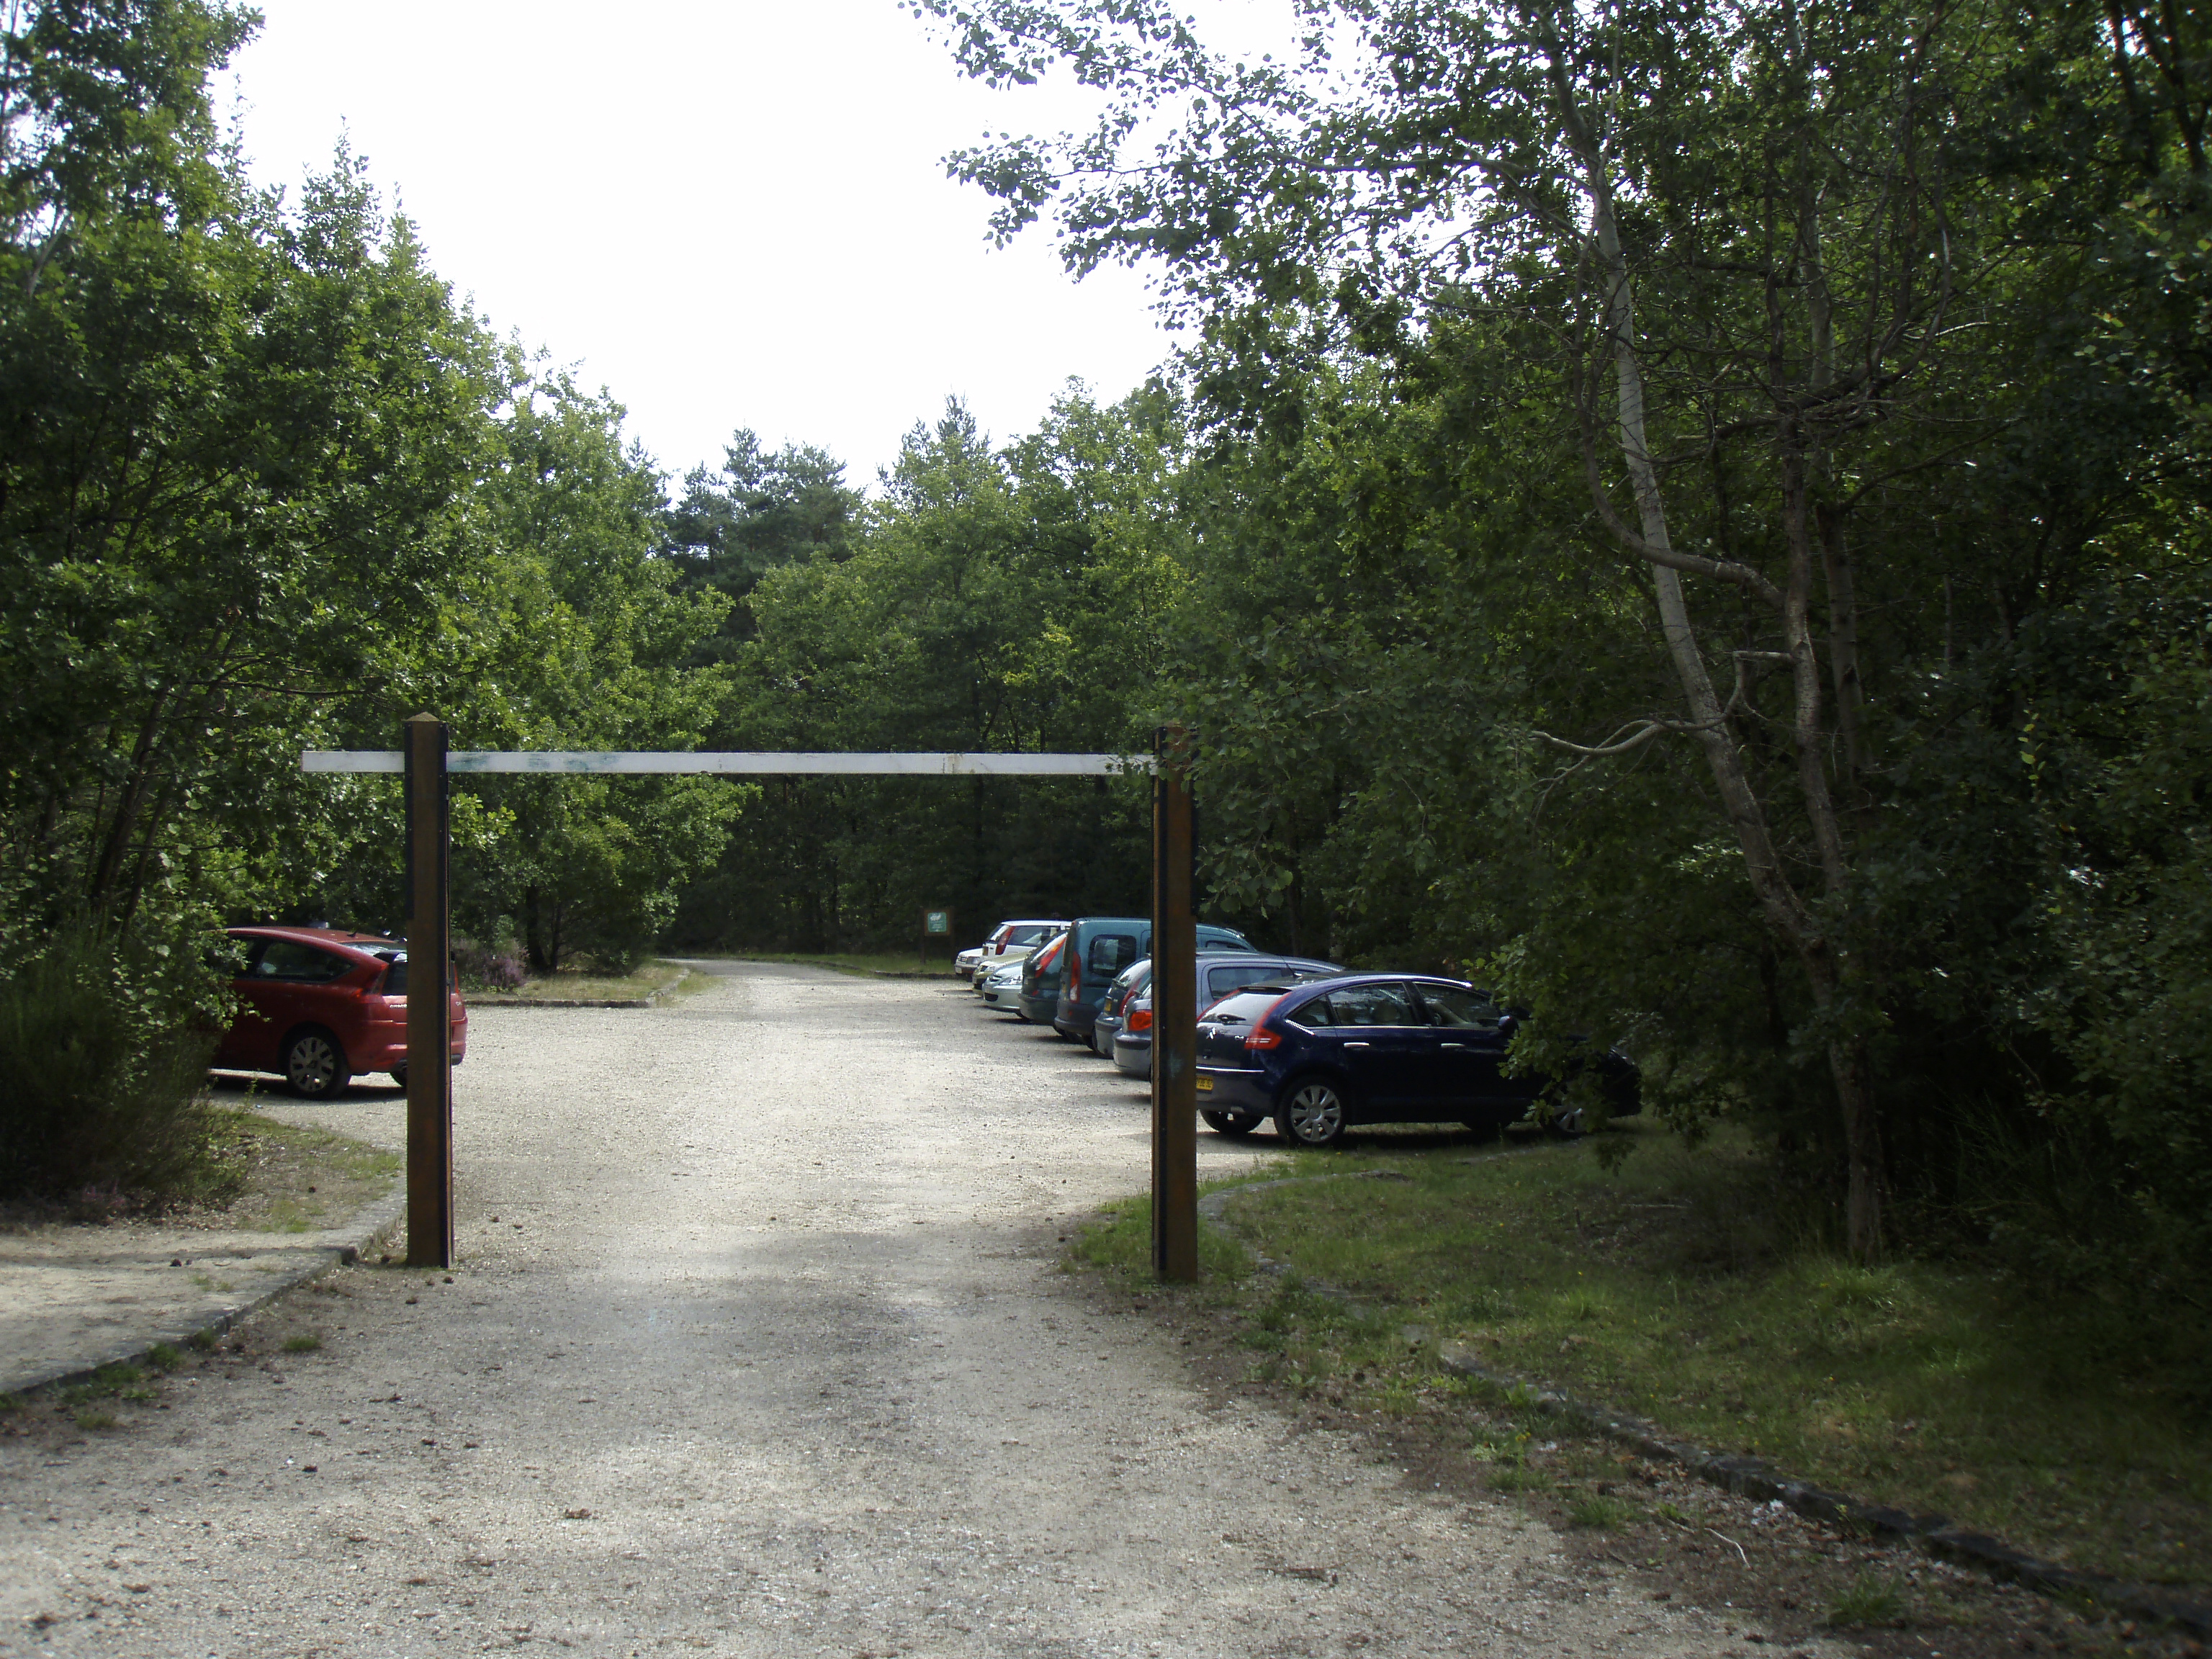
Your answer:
0,961 -> 1854,1656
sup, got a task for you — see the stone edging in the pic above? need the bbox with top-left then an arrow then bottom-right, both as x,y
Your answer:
6,1182 -> 405,1403
1200,1172 -> 2212,1638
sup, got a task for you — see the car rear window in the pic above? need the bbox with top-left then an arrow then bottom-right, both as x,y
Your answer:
1200,990 -> 1283,1026
1205,961 -> 1285,1001
1087,932 -> 1140,976
1197,930 -> 1253,950
251,940 -> 352,982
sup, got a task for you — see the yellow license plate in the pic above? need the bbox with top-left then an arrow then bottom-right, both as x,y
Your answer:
1195,1076 -> 1213,1092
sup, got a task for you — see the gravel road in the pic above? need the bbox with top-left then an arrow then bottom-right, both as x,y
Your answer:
0,961 -> 1844,1657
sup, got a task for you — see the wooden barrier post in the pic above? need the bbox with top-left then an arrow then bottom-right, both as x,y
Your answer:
1151,724 -> 1198,1282
403,713 -> 454,1269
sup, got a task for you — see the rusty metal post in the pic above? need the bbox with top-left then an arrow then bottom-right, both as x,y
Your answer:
403,713 -> 454,1269
1151,724 -> 1198,1282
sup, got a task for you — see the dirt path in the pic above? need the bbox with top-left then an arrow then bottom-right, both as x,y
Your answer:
0,962 -> 1848,1657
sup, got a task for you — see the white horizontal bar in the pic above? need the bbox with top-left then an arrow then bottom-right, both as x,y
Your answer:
302,750 -> 1148,776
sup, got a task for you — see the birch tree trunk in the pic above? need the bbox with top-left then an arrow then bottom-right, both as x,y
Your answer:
1550,51 -> 1887,1260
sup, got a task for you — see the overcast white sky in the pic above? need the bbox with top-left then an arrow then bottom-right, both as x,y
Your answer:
225,0 -> 1192,491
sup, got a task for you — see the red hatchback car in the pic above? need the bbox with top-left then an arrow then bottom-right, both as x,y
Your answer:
214,927 -> 467,1098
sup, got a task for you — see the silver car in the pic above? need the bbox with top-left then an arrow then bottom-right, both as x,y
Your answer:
1108,954 -> 1344,1079
977,958 -> 1030,1014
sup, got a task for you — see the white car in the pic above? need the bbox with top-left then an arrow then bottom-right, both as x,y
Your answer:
968,920 -> 1064,993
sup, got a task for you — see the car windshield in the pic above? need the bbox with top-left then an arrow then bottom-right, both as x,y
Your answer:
1008,925 -> 1056,948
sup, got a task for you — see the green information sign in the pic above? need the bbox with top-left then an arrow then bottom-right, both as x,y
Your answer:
924,909 -> 950,935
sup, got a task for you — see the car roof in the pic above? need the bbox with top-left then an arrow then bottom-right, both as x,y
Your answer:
227,925 -> 405,958
1274,971 -> 1481,995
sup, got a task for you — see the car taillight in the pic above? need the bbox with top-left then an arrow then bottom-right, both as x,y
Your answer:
1129,1006 -> 1153,1033
1244,996 -> 1290,1050
1066,952 -> 1081,995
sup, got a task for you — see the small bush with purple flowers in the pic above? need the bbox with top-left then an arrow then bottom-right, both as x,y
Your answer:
451,935 -> 526,991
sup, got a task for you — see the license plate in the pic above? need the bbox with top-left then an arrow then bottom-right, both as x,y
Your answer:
1195,1076 -> 1213,1092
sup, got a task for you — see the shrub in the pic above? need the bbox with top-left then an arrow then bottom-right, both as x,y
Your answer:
451,933 -> 526,991
0,924 -> 237,1209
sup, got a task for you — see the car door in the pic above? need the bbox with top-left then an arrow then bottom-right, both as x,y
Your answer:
1312,981 -> 1427,1109
230,938 -> 353,1069
1411,984 -> 1514,1110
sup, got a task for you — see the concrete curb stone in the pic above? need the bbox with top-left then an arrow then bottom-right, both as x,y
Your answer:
1200,1173 -> 2212,1639
1,1179 -> 404,1403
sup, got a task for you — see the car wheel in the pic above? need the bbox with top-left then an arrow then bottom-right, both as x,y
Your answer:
1276,1078 -> 1350,1148
390,1065 -> 407,1090
283,1029 -> 351,1099
1200,1108 -> 1262,1138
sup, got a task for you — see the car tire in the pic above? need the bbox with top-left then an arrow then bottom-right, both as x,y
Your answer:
390,1066 -> 407,1090
1200,1108 -> 1262,1138
1275,1077 -> 1351,1148
283,1028 -> 351,1099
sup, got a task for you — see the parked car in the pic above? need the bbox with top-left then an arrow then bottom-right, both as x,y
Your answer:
977,957 -> 1030,1012
1109,953 -> 1344,1078
966,920 -> 1065,992
1089,959 -> 1151,1057
214,926 -> 467,1099
1191,974 -> 1640,1146
1049,916 -> 1254,1041
1014,930 -> 1071,1022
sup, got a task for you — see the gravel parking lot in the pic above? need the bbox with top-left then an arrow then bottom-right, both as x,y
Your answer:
0,961 -> 1840,1657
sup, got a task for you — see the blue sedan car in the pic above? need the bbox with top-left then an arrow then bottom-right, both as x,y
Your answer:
1192,974 -> 1640,1147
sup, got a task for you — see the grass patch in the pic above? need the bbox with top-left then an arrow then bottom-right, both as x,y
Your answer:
718,951 -> 961,980
53,1361 -> 156,1417
282,1334 -> 322,1353
206,1114 -> 399,1233
485,959 -> 697,1002
73,1409 -> 118,1431
1568,1493 -> 1635,1529
1826,1573 -> 1908,1627
143,1342 -> 184,1370
1064,1189 -> 1254,1286
1099,1120 -> 2211,1586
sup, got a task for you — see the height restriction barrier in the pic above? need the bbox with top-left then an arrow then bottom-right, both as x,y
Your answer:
303,727 -> 1200,1281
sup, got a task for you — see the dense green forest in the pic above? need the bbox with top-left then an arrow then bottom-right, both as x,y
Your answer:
3,0 -> 2208,1306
